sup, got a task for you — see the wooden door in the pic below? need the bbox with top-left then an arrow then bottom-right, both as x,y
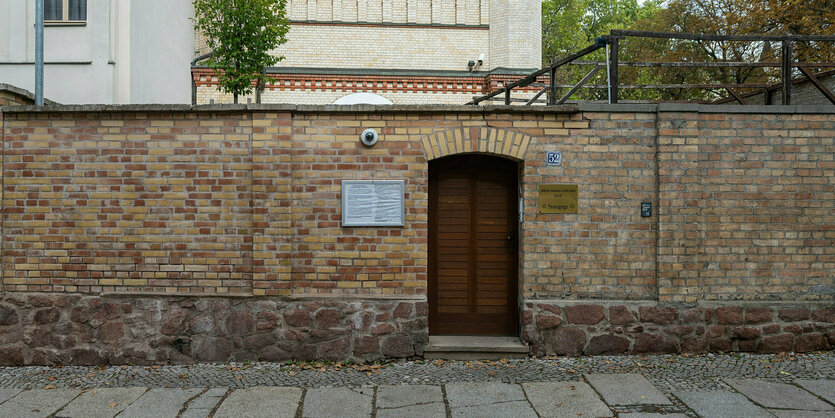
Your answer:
429,154 -> 518,335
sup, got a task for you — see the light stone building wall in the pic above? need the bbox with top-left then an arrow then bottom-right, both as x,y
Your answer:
193,0 -> 542,104
277,25 -> 490,71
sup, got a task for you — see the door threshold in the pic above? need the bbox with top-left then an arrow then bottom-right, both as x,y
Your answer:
424,335 -> 530,360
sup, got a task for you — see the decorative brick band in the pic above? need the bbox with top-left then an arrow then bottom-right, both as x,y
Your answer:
421,127 -> 533,160
522,302 -> 835,356
191,69 -> 546,96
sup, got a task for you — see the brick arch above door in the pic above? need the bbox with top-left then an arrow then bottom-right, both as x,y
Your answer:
420,127 -> 534,161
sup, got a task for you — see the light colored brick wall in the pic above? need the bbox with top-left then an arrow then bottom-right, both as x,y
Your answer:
657,111 -> 835,302
277,25 -> 489,71
488,0 -> 541,69
521,112 -> 659,300
287,0 -> 485,25
2,106 -> 831,303
1,111 -> 255,294
194,0 -> 541,72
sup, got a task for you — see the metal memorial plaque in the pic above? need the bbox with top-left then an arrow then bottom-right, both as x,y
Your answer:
342,180 -> 405,227
539,184 -> 578,214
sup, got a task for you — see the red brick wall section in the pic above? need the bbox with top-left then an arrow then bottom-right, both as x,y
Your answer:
520,111 -> 658,300
2,111 -> 254,294
658,112 -> 835,302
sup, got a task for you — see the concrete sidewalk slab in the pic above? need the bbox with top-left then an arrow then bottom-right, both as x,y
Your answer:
445,382 -> 526,408
586,374 -> 672,406
795,379 -> 835,404
675,390 -> 772,418
56,387 -> 147,418
618,414 -> 689,417
451,400 -> 538,418
769,410 -> 835,418
180,388 -> 228,418
214,387 -> 302,418
0,389 -> 80,418
376,385 -> 443,409
116,388 -> 202,418
376,403 -> 446,418
0,389 -> 22,405
725,378 -> 834,411
302,387 -> 373,418
523,381 -> 613,418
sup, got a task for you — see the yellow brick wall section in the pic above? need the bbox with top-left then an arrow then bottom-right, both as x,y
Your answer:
421,126 -> 533,160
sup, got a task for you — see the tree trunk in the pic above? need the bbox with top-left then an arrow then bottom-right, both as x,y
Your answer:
234,93 -> 238,104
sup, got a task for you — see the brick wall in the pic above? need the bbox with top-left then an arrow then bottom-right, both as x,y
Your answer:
2,105 -> 832,300
194,0 -> 541,74
0,103 -> 832,363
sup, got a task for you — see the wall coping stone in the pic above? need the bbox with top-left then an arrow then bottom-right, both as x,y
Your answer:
0,104 -> 580,114
578,103 -> 835,114
4,103 -> 833,114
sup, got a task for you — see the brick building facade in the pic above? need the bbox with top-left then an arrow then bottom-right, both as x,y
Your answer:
0,103 -> 832,365
193,0 -> 542,105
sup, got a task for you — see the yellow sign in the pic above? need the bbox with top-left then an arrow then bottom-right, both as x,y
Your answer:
539,184 -> 578,214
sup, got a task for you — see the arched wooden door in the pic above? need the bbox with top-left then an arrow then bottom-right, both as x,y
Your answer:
428,154 -> 519,335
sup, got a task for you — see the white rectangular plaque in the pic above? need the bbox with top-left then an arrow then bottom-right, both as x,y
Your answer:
341,180 -> 405,227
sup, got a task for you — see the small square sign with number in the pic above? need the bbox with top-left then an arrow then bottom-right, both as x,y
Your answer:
546,151 -> 562,166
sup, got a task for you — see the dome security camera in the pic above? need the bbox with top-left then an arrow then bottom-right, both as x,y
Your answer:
360,128 -> 378,147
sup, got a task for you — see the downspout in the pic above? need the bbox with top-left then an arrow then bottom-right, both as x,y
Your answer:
191,52 -> 213,105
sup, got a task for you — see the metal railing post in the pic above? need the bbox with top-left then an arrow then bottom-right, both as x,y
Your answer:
608,38 -> 618,104
35,0 -> 44,106
781,40 -> 792,105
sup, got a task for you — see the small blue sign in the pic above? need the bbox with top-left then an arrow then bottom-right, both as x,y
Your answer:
641,202 -> 652,217
546,151 -> 562,166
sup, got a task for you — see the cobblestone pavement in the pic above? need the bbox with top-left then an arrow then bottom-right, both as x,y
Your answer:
0,352 -> 831,417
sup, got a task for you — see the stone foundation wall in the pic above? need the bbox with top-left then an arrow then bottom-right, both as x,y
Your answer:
522,301 -> 835,356
0,294 -> 427,365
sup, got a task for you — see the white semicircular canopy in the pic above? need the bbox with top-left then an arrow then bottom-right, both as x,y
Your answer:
332,92 -> 394,105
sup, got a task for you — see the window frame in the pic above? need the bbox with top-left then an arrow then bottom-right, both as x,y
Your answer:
44,0 -> 87,25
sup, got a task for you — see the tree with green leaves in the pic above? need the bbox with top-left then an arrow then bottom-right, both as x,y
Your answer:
193,0 -> 289,104
542,0 -> 662,101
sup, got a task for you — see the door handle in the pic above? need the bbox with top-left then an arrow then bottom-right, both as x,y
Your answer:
507,229 -> 515,253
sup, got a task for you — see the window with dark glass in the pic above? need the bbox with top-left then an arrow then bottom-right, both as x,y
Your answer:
44,0 -> 86,23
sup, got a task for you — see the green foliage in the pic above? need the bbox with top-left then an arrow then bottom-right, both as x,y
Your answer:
542,0 -> 662,101
193,0 -> 289,103
542,0 -> 834,102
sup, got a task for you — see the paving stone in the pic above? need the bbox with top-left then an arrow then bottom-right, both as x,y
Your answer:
180,408 -> 213,418
56,387 -> 146,418
0,389 -> 80,418
184,387 -> 228,410
376,403 -> 446,418
302,387 -> 373,418
618,414 -> 690,418
445,382 -> 526,408
522,381 -> 613,418
768,410 -> 835,418
725,378 -> 834,411
674,390 -> 772,418
586,374 -> 672,406
214,387 -> 302,418
795,379 -> 835,404
116,388 -> 202,418
376,385 -> 442,409
0,389 -> 22,405
451,400 -> 538,418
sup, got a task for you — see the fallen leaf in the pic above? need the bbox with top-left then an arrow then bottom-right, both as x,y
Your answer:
44,385 -> 56,390
288,371 -> 296,376
109,403 -> 117,408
